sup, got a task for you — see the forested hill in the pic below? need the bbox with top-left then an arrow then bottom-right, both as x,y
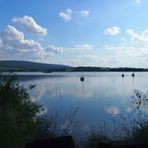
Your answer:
0,60 -> 72,72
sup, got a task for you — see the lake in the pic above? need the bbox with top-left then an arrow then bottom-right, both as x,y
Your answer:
16,72 -> 148,139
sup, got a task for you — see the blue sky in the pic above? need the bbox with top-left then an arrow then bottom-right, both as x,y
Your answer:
1,0 -> 148,67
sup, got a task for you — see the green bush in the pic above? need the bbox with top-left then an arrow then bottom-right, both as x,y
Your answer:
0,75 -> 52,148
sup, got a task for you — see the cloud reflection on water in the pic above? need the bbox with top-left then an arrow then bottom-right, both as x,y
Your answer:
104,106 -> 120,116
20,72 -> 148,136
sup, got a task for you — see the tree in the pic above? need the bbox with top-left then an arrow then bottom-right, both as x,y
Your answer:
0,75 -> 52,148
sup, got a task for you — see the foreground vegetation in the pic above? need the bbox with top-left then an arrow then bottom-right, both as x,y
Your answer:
0,75 -> 52,148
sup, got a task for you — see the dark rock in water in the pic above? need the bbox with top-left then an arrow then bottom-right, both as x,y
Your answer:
26,136 -> 75,148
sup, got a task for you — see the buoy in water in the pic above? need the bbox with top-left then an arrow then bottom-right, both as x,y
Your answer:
121,74 -> 124,77
132,72 -> 135,77
80,77 -> 84,81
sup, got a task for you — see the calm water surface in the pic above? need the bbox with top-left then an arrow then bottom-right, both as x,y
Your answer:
17,72 -> 148,138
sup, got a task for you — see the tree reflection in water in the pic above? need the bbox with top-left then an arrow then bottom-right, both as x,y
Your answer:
130,89 -> 148,112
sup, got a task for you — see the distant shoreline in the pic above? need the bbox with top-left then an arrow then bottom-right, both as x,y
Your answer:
1,71 -> 148,75
1,69 -> 148,73
1,60 -> 148,73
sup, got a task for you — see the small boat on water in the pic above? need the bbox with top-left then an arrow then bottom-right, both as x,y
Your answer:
29,84 -> 36,89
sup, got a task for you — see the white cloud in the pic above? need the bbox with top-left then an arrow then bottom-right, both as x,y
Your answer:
59,9 -> 72,21
127,29 -> 148,44
45,44 -> 148,67
46,44 -> 93,55
62,54 -> 114,67
135,0 -> 141,4
104,26 -> 121,36
3,23 -> 148,68
12,16 -> 47,36
102,45 -> 148,67
105,106 -> 120,116
67,44 -> 93,51
46,45 -> 64,54
80,10 -> 90,16
0,25 -> 94,62
0,25 -> 45,60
